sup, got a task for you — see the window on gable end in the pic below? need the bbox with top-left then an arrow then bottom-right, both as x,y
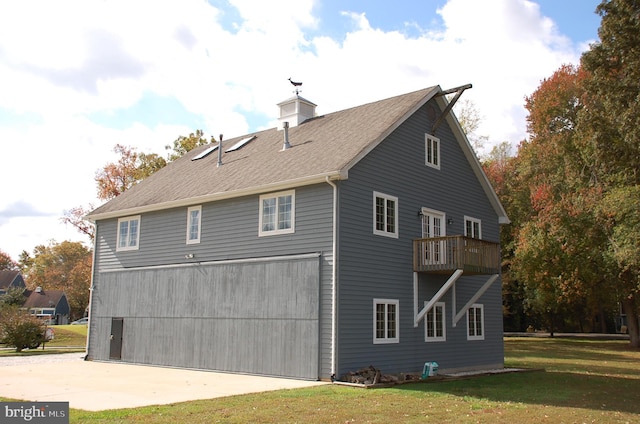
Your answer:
186,206 -> 202,244
373,191 -> 398,238
425,134 -> 440,169
116,215 -> 141,251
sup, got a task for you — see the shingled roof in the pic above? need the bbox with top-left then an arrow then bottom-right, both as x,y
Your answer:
0,270 -> 23,291
87,86 -> 508,223
22,289 -> 66,309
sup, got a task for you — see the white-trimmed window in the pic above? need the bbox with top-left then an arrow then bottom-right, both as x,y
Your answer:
464,216 -> 482,239
373,192 -> 398,238
467,304 -> 485,340
186,206 -> 202,244
259,190 -> 295,236
425,301 -> 446,342
425,134 -> 440,169
116,215 -> 140,251
373,299 -> 399,344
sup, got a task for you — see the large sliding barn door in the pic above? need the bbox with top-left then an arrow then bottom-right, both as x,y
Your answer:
92,254 -> 320,379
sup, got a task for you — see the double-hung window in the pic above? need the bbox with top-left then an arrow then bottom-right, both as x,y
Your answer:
373,191 -> 398,238
425,134 -> 440,169
116,215 -> 140,251
425,301 -> 446,342
259,190 -> 295,236
373,299 -> 399,344
186,206 -> 202,244
467,304 -> 485,340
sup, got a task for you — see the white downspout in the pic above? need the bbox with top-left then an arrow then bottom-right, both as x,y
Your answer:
325,176 -> 338,378
85,222 -> 97,358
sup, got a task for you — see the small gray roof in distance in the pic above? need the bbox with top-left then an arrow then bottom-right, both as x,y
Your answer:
0,270 -> 20,289
87,86 -> 508,223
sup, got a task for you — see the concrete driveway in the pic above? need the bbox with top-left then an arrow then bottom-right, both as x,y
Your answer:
0,353 -> 326,411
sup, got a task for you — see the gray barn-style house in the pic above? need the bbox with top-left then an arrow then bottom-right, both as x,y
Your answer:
86,85 -> 509,381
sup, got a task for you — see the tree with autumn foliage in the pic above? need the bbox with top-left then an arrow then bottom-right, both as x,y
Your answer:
20,241 -> 92,320
94,144 -> 167,201
504,0 -> 640,346
94,130 -> 213,202
0,250 -> 17,271
576,0 -> 640,346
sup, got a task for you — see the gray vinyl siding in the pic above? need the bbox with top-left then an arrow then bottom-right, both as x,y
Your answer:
89,183 -> 334,379
335,99 -> 503,377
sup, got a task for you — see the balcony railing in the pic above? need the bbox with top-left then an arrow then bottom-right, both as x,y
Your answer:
413,235 -> 500,275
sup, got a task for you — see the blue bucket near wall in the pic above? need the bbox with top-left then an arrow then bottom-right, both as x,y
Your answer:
422,361 -> 439,378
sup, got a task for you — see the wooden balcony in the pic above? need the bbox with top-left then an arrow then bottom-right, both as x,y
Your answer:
413,235 -> 500,275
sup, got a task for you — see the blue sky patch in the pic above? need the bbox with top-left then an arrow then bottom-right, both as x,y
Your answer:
87,92 -> 205,131
0,108 -> 43,129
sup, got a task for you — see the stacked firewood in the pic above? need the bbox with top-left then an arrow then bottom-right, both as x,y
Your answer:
340,366 -> 410,385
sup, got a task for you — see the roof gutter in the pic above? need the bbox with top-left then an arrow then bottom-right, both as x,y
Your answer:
85,170 -> 346,222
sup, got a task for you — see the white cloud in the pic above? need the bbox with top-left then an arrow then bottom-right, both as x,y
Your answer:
0,0 -> 591,259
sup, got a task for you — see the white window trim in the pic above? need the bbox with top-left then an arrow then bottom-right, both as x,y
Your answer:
373,191 -> 399,238
186,205 -> 202,244
258,190 -> 295,236
467,303 -> 485,341
116,215 -> 141,252
464,216 -> 482,239
424,301 -> 446,342
425,134 -> 441,170
373,298 -> 400,344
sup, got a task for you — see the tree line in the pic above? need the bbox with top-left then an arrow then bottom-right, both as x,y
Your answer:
485,0 -> 640,347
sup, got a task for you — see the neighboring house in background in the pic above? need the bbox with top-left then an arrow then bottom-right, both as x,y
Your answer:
0,270 -> 26,295
22,287 -> 70,325
85,85 -> 509,381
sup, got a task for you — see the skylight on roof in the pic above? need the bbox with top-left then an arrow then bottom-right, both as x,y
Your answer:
191,144 -> 219,160
225,135 -> 256,152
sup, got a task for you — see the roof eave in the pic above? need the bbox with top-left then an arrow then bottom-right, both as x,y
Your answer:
434,95 -> 510,225
85,170 -> 345,222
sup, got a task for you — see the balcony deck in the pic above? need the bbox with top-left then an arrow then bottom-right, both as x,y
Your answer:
413,235 -> 500,275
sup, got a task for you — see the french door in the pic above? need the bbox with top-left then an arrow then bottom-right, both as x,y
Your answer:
421,208 -> 446,265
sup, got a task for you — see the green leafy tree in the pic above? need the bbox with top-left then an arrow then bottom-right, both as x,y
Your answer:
165,129 -> 212,162
455,99 -> 489,156
577,0 -> 640,346
0,286 -> 26,307
0,306 -> 46,352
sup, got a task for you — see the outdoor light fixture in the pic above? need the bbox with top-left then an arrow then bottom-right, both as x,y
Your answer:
447,218 -> 453,225
185,253 -> 195,259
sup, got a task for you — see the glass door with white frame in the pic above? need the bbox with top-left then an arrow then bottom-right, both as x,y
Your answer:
421,208 -> 446,265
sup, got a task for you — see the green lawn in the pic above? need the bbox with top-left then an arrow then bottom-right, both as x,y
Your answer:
4,336 -> 640,423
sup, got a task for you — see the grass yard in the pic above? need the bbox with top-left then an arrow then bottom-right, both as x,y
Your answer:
62,337 -> 640,423
2,337 -> 638,422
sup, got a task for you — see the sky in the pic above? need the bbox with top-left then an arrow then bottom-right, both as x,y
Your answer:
0,0 -> 602,261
